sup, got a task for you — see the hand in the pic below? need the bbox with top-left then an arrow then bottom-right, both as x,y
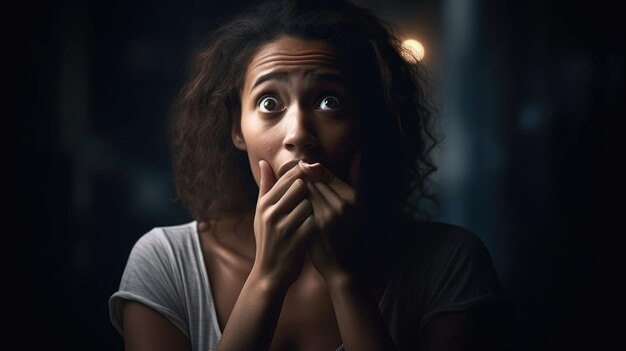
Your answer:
299,151 -> 364,282
252,160 -> 316,291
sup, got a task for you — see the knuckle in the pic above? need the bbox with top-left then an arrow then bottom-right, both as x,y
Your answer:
275,220 -> 286,235
256,197 -> 266,209
323,207 -> 335,219
336,201 -> 348,216
291,178 -> 302,188
306,212 -> 315,222
258,196 -> 272,209
263,208 -> 278,224
347,189 -> 359,204
316,213 -> 330,229
300,216 -> 315,235
289,178 -> 306,194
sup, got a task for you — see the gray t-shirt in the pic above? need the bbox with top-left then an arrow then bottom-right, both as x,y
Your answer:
109,220 -> 505,350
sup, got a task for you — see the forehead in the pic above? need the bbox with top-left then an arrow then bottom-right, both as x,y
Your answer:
243,36 -> 344,92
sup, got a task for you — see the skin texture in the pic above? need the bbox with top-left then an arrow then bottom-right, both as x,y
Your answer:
217,35 -> 397,351
122,36 -> 504,351
231,36 -> 362,190
232,36 -> 366,282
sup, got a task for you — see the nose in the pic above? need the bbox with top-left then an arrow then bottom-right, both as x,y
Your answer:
282,105 -> 318,151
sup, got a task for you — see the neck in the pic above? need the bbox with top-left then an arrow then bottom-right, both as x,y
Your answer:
200,211 -> 255,241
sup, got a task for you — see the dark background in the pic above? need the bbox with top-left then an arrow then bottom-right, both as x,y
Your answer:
14,0 -> 620,349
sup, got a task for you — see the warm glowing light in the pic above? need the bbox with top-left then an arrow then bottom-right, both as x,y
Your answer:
400,39 -> 425,63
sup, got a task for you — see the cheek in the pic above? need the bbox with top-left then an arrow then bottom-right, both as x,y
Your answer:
242,124 -> 283,183
245,126 -> 282,158
325,121 -> 359,156
321,123 -> 361,179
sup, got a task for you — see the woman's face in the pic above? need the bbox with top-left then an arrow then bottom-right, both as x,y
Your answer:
233,36 -> 362,188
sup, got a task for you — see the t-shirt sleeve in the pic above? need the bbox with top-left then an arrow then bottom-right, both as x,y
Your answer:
108,228 -> 189,338
417,227 -> 506,331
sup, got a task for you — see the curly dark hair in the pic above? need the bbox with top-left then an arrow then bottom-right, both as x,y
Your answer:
168,0 -> 441,232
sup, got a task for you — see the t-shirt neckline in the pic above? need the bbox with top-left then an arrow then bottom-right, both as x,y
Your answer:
190,219 -> 395,344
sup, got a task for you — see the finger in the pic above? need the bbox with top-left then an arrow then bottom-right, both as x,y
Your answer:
299,161 -> 356,201
307,180 -> 330,208
306,181 -> 332,224
312,181 -> 344,212
258,160 -> 277,199
298,161 -> 333,183
293,214 -> 316,244
272,178 -> 308,217
281,198 -> 313,233
262,161 -> 308,206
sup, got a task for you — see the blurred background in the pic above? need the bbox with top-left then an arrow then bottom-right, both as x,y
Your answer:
14,0 -> 620,349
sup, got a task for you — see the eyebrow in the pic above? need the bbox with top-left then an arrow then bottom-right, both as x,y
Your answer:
310,72 -> 345,84
250,71 -> 345,92
251,71 -> 289,91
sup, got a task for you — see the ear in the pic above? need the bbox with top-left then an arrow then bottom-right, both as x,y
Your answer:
231,118 -> 247,151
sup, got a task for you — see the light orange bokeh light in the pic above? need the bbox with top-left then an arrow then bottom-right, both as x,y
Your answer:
400,39 -> 425,63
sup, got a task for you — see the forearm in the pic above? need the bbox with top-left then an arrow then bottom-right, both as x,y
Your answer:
327,274 -> 398,351
215,268 -> 288,351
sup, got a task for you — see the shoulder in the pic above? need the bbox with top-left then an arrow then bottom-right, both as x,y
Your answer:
398,219 -> 503,297
412,223 -> 511,350
129,220 -> 198,260
110,221 -> 200,340
401,219 -> 489,258
119,220 -> 201,286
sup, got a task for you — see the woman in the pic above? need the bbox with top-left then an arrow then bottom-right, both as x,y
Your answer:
109,0 -> 509,350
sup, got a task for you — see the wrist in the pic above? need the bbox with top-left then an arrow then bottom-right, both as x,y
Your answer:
325,270 -> 356,291
248,265 -> 291,296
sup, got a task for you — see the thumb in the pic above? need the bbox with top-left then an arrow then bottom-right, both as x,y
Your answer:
258,160 -> 277,198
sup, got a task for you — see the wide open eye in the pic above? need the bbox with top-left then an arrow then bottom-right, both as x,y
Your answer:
257,95 -> 284,113
316,95 -> 342,111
